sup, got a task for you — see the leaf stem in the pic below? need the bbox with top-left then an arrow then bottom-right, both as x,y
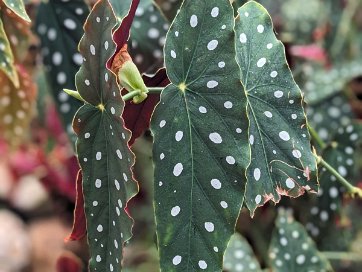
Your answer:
330,0 -> 360,58
307,123 -> 327,149
121,87 -> 163,101
322,251 -> 362,261
314,154 -> 362,199
147,87 -> 164,93
122,90 -> 141,101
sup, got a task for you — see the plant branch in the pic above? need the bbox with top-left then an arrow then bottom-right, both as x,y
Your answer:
147,87 -> 164,94
322,251 -> 362,261
122,90 -> 141,101
314,154 -> 362,199
307,123 -> 327,149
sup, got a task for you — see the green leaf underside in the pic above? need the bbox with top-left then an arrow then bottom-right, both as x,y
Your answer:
73,1 -> 137,271
223,233 -> 262,272
36,0 -> 89,142
151,0 -> 249,271
3,0 -> 31,22
235,1 -> 318,214
128,0 -> 168,73
0,18 -> 19,87
269,210 -> 333,272
306,123 -> 361,237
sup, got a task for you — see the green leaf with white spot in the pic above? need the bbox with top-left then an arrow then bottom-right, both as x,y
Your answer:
3,0 -> 31,22
305,122 -> 362,239
269,209 -> 333,272
151,0 -> 249,271
223,233 -> 262,272
307,93 -> 356,144
235,1 -> 318,214
111,0 -> 168,73
73,1 -> 138,271
303,60 -> 362,104
36,0 -> 89,143
128,0 -> 168,73
0,18 -> 19,87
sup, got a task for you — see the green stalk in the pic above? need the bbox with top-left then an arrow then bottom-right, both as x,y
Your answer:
122,90 -> 141,101
147,87 -> 164,94
315,154 -> 362,199
307,123 -> 327,149
322,251 -> 362,262
330,0 -> 360,58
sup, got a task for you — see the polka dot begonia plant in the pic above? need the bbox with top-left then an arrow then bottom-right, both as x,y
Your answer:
55,0 -> 362,271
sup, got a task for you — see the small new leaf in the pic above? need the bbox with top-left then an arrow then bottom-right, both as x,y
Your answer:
223,233 -> 262,272
235,1 -> 318,214
269,209 -> 333,272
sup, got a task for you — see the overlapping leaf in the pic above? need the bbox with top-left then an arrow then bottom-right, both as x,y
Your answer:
0,18 -> 18,87
36,0 -> 89,142
73,0 -> 137,271
305,122 -> 362,238
307,93 -> 355,143
2,0 -> 30,22
235,1 -> 318,214
303,60 -> 362,104
223,233 -> 262,272
67,171 -> 86,241
154,0 -> 182,22
0,65 -> 36,146
111,0 -> 168,73
128,0 -> 168,73
269,210 -> 332,272
1,5 -> 31,60
151,0 -> 249,271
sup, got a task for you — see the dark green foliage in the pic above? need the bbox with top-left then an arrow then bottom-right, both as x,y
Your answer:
269,210 -> 333,272
72,1 -> 138,271
151,0 -> 249,271
36,0 -> 89,142
235,1 -> 318,214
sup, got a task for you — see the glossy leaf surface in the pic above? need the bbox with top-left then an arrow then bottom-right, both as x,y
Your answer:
151,0 -> 249,271
73,1 -> 137,271
269,210 -> 332,272
235,1 -> 318,214
223,233 -> 262,272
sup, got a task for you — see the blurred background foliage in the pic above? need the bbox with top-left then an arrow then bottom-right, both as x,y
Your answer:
0,0 -> 362,271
